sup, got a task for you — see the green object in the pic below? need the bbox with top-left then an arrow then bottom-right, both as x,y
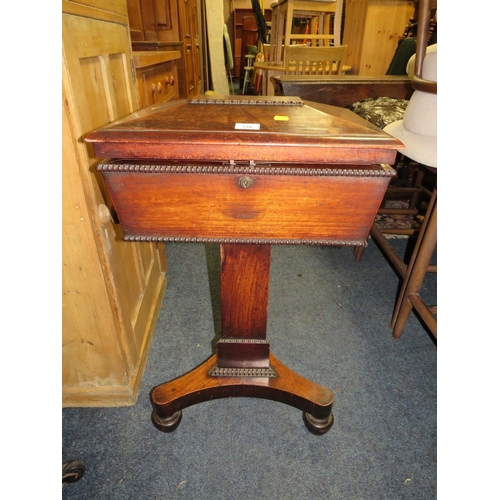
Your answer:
386,37 -> 417,75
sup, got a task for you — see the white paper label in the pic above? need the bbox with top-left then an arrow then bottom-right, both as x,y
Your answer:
235,123 -> 260,130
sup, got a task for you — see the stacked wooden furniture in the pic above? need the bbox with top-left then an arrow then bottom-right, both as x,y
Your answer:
63,0 -> 169,407
126,0 -> 202,98
268,0 -> 340,65
232,7 -> 272,83
255,0 -> 352,95
238,16 -> 259,88
261,0 -> 419,79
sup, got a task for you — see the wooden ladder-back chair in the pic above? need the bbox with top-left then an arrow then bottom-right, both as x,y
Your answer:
359,0 -> 437,339
284,45 -> 347,76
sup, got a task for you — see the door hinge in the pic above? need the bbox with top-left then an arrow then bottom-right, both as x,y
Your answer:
130,59 -> 136,83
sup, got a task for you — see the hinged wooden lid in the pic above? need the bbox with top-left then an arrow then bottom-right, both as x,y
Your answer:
85,96 -> 403,165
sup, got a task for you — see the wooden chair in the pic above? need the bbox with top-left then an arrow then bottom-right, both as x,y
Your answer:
284,45 -> 347,76
363,0 -> 437,339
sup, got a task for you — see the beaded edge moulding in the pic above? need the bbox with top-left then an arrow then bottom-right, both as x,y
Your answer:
97,163 -> 394,177
208,367 -> 278,378
122,236 -> 368,247
188,98 -> 304,106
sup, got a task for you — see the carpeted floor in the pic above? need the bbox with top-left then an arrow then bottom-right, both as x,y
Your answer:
62,238 -> 436,499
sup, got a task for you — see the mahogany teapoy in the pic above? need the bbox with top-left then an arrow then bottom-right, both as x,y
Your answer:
85,95 -> 402,435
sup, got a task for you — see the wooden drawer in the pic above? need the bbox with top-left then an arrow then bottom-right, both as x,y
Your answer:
97,161 -> 393,245
132,51 -> 181,108
135,60 -> 178,107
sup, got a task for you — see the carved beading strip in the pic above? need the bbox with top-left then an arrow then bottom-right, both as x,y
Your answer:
208,366 -> 277,378
98,163 -> 393,177
123,235 -> 368,247
218,339 -> 269,344
189,98 -> 304,106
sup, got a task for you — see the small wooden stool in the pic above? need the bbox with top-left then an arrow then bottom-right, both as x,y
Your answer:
242,54 -> 255,94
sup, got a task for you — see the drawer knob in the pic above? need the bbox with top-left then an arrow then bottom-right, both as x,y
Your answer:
152,82 -> 163,94
238,176 -> 253,189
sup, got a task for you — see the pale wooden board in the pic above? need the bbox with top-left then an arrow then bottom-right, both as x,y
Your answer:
205,1 -> 230,94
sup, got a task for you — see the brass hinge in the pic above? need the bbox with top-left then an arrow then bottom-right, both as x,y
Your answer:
130,59 -> 136,83
228,160 -> 256,167
225,160 -> 271,167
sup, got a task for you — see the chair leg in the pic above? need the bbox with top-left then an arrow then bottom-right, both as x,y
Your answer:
242,67 -> 254,94
391,188 -> 437,338
409,167 -> 425,209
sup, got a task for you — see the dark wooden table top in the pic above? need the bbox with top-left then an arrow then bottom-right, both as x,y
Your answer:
85,95 -> 403,166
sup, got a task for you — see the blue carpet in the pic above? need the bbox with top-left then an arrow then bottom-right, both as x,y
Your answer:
62,239 -> 436,499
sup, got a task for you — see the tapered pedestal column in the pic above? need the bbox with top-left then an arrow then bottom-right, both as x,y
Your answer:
150,243 -> 334,435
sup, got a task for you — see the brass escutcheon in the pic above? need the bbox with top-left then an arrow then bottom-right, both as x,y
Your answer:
238,176 -> 253,189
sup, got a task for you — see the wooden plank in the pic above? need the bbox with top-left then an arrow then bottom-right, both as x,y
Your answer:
272,75 -> 413,107
205,1 -> 230,94
62,0 -> 128,24
132,50 -> 182,69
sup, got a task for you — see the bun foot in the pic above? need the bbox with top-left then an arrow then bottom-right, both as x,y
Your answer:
303,411 -> 334,435
151,410 -> 182,433
62,460 -> 86,483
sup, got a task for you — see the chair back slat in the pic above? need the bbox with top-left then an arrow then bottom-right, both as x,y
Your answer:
284,45 -> 347,76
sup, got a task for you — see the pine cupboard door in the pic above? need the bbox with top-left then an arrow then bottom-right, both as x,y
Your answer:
62,9 -> 166,406
127,0 -> 146,40
126,0 -> 181,42
357,0 -> 414,76
178,0 -> 202,97
343,0 -> 415,76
